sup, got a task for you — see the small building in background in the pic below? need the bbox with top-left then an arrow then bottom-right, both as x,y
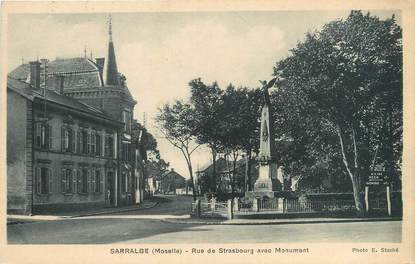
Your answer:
160,169 -> 187,195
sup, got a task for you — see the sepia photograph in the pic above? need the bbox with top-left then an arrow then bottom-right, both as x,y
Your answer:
1,1 -> 414,263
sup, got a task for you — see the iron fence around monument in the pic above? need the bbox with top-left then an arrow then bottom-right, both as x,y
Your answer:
285,199 -> 356,213
194,201 -> 229,218
191,196 -> 398,219
237,198 -> 357,214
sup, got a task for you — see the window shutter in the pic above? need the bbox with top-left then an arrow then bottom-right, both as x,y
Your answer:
77,170 -> 81,193
104,136 -> 108,156
61,169 -> 66,193
93,170 -> 97,192
77,131 -> 81,154
87,170 -> 91,193
34,123 -> 38,146
61,127 -> 65,151
48,125 -> 53,149
101,134 -> 105,157
72,169 -> 77,193
35,167 -> 41,194
48,168 -> 53,193
34,123 -> 41,148
87,133 -> 91,154
100,170 -> 104,193
80,131 -> 84,154
71,130 -> 76,153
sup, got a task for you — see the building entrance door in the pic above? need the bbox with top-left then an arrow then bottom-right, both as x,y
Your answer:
107,171 -> 115,206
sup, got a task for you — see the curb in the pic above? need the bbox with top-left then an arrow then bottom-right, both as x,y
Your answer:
7,202 -> 160,225
62,201 -> 160,218
161,217 -> 402,226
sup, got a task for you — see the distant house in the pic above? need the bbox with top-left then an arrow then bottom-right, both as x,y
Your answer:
160,169 -> 187,194
195,157 -> 256,194
145,169 -> 159,195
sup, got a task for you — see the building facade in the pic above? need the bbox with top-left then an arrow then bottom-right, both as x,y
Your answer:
7,18 -> 143,214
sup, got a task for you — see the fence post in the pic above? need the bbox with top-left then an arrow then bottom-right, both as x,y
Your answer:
283,198 -> 287,213
386,185 -> 392,216
278,198 -> 284,213
227,199 -> 234,220
196,199 -> 201,218
252,197 -> 259,212
233,197 -> 239,212
365,186 -> 370,213
211,197 -> 216,216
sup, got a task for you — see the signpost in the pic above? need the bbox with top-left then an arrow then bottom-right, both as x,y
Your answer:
365,166 -> 391,216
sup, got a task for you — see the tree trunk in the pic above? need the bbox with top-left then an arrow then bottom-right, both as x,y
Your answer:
187,163 -> 197,201
246,151 -> 252,191
336,123 -> 365,215
180,147 -> 197,201
225,153 -> 233,193
232,155 -> 237,193
211,148 -> 217,193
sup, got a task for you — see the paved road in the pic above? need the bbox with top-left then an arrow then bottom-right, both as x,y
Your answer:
7,195 -> 401,244
119,220 -> 401,244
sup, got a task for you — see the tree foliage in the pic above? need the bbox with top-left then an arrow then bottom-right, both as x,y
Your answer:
273,11 -> 402,213
189,79 -> 263,193
156,100 -> 200,200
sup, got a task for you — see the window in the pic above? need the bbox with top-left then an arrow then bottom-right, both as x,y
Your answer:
77,131 -> 82,154
61,168 -> 75,193
91,133 -> 96,155
123,144 -> 127,160
35,122 -> 52,149
95,134 -> 102,156
105,135 -> 114,158
35,167 -> 52,194
82,130 -> 88,154
122,173 -> 128,193
122,110 -> 132,134
80,169 -> 88,193
61,127 -> 75,152
94,170 -> 101,193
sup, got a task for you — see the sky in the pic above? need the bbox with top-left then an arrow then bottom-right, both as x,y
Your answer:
7,10 -> 400,178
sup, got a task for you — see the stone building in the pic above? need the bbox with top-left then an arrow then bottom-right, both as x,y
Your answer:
7,18 -> 142,214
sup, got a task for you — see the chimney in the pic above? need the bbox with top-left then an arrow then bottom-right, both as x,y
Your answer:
29,61 -> 41,89
95,58 -> 105,72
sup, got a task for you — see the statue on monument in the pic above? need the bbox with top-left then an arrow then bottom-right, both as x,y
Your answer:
244,78 -> 292,200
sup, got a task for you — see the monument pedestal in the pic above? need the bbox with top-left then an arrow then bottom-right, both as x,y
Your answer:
247,162 -> 281,199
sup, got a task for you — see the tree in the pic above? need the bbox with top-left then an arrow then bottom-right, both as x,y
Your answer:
189,79 -> 263,194
220,85 -> 263,192
156,100 -> 200,201
131,120 -> 158,157
145,158 -> 170,193
274,11 -> 402,214
189,78 -> 224,193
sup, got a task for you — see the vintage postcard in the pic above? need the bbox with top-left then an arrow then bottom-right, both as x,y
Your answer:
0,1 -> 414,263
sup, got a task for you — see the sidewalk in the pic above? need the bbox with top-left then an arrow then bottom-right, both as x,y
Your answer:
7,200 -> 158,225
161,216 -> 402,225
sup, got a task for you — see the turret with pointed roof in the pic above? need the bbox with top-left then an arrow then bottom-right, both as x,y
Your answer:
103,15 -> 120,86
8,15 -> 137,121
